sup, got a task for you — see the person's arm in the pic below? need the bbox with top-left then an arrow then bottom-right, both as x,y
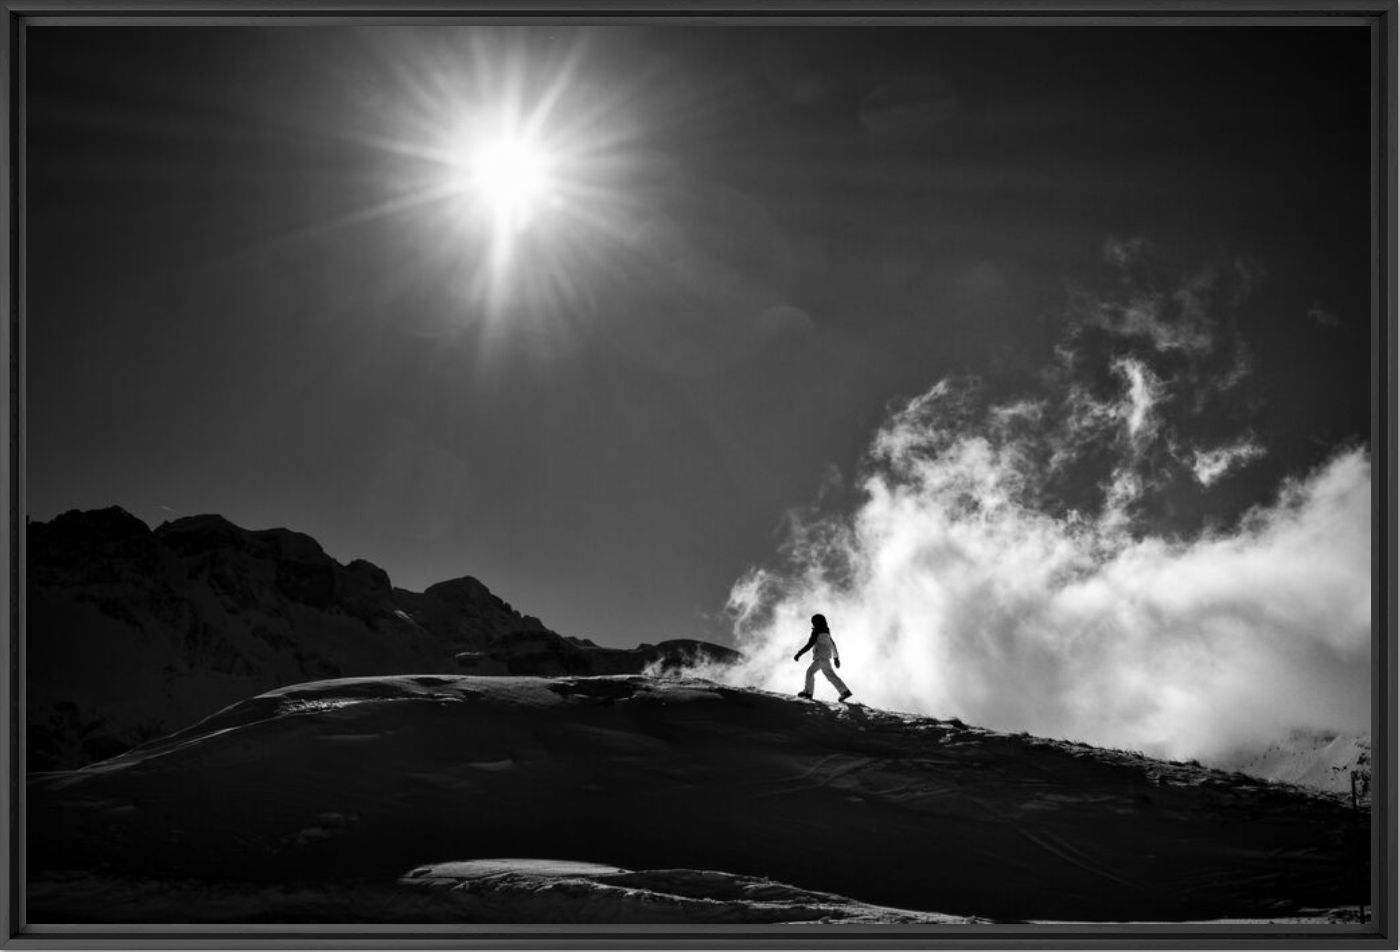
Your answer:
793,631 -> 818,662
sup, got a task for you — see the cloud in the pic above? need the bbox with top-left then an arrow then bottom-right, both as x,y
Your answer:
1039,239 -> 1265,523
1076,239 -> 1218,355
1190,437 -> 1266,487
709,433 -> 1368,763
1068,240 -> 1260,391
1112,356 -> 1164,450
688,240 -> 1370,764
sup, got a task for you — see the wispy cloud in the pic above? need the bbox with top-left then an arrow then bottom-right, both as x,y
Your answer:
1190,437 -> 1267,487
1112,356 -> 1163,450
1075,237 -> 1225,355
689,240 -> 1370,762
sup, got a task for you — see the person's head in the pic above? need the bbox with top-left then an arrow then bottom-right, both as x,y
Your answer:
810,613 -> 829,633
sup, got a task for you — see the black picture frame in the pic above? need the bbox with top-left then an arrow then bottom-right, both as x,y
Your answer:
3,1 -> 1395,948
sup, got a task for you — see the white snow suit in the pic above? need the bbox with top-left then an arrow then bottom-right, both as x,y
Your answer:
805,631 -> 849,697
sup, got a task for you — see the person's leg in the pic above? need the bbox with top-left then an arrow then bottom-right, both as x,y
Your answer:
803,660 -> 819,696
820,659 -> 850,696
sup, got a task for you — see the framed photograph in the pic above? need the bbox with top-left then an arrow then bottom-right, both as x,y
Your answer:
4,1 -> 1395,948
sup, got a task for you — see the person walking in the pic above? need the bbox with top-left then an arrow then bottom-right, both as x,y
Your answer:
794,613 -> 852,701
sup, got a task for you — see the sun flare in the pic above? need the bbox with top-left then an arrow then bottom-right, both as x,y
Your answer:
360,34 -> 641,320
457,126 -> 559,234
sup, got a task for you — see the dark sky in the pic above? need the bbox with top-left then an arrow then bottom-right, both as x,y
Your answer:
26,25 -> 1373,648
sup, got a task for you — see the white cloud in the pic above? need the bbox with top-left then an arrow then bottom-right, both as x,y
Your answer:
709,431 -> 1369,762
1111,356 -> 1164,450
1078,285 -> 1215,355
1070,239 -> 1257,362
688,242 -> 1370,764
1191,438 -> 1267,486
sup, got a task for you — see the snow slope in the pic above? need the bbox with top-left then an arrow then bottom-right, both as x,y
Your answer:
395,859 -> 978,924
28,675 -> 1367,924
26,858 -> 977,925
1213,730 -> 1371,800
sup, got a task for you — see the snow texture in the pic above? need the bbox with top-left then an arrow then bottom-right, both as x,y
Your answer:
29,674 -> 1368,924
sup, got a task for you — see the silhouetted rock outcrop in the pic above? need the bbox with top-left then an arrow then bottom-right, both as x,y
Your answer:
26,507 -> 738,770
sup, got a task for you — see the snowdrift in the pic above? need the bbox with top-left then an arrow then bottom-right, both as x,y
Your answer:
28,675 -> 1367,923
395,859 -> 975,924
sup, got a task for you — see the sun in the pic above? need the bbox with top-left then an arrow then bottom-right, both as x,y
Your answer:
351,34 -> 640,320
456,125 -> 559,235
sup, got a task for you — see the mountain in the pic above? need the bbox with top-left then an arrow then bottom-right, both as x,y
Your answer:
1213,730 -> 1372,801
26,507 -> 737,770
28,674 -> 1367,924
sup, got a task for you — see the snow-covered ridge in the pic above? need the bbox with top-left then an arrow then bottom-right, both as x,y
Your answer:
29,674 -> 1366,924
1212,730 -> 1371,800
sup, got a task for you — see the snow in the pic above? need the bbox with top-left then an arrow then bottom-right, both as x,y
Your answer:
1213,731 -> 1371,798
395,858 -> 978,924
28,674 -> 1367,924
25,864 -> 980,925
406,859 -> 626,880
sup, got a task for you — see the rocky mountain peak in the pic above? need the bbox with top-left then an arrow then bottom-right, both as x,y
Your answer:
26,507 -> 739,770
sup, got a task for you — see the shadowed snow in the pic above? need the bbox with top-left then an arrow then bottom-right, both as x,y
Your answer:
28,674 -> 1366,924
